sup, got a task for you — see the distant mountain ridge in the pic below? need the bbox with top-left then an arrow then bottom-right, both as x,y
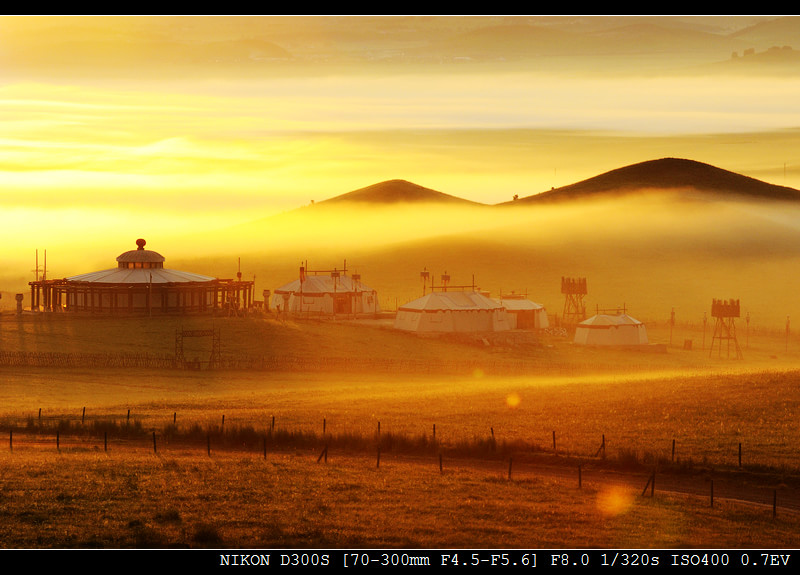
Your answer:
318,159 -> 800,207
3,16 -> 793,77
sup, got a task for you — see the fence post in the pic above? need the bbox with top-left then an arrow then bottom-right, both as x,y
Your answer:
641,472 -> 655,497
578,464 -> 582,489
739,442 -> 742,467
710,480 -> 714,508
774,490 -> 777,519
507,458 -> 513,480
595,434 -> 606,458
152,431 -> 157,454
104,432 -> 108,452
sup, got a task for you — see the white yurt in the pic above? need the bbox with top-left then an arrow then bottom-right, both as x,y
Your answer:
493,295 -> 549,329
272,269 -> 380,316
573,313 -> 649,346
394,291 -> 511,333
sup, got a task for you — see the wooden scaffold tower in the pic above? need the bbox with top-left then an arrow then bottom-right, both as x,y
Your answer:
175,327 -> 221,369
561,276 -> 587,328
709,298 -> 743,359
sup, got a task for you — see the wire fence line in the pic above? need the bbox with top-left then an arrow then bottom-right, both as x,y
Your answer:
0,351 -> 177,369
2,423 -> 798,518
0,350 -> 562,375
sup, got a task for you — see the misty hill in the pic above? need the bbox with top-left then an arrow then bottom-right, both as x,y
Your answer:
0,19 -> 291,73
505,158 -> 800,205
730,16 -> 800,49
437,20 -> 742,59
317,179 -> 483,206
2,16 -> 789,78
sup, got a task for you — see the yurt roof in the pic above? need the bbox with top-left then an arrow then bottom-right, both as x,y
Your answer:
275,274 -> 374,294
494,297 -> 545,311
577,314 -> 643,327
399,291 -> 504,312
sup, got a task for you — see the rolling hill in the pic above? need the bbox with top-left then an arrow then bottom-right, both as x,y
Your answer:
310,159 -> 800,207
500,158 -> 800,205
317,179 -> 482,206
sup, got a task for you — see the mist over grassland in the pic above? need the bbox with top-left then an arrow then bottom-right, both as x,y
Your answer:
4,181 -> 800,329
163,190 -> 800,329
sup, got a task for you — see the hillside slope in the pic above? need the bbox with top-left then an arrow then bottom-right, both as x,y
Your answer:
503,158 -> 800,204
318,179 -> 483,206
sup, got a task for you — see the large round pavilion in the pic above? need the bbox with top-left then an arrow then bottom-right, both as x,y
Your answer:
29,239 -> 253,315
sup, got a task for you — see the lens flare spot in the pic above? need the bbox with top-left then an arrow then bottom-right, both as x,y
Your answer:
472,368 -> 485,379
506,392 -> 521,409
596,486 -> 634,517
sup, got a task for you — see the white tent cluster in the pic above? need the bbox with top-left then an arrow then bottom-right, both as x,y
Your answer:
392,287 -> 552,333
270,262 -> 656,348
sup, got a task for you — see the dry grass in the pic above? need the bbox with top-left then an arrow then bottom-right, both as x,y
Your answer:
1,449 -> 798,549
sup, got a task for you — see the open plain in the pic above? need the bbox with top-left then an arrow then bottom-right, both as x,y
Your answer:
1,313 -> 800,548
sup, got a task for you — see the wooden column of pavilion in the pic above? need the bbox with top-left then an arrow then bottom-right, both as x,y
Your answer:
27,278 -> 254,315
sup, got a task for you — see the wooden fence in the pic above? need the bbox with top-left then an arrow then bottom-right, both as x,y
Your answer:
0,351 -> 177,369
0,350 -> 550,375
2,423 -> 796,517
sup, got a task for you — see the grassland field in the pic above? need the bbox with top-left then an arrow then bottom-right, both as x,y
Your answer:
1,312 -> 800,548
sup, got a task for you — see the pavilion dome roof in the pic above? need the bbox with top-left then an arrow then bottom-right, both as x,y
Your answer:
116,238 -> 166,264
67,267 -> 216,284
65,239 -> 215,284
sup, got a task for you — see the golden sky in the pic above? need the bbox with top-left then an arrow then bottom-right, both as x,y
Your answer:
1,16 -> 799,287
